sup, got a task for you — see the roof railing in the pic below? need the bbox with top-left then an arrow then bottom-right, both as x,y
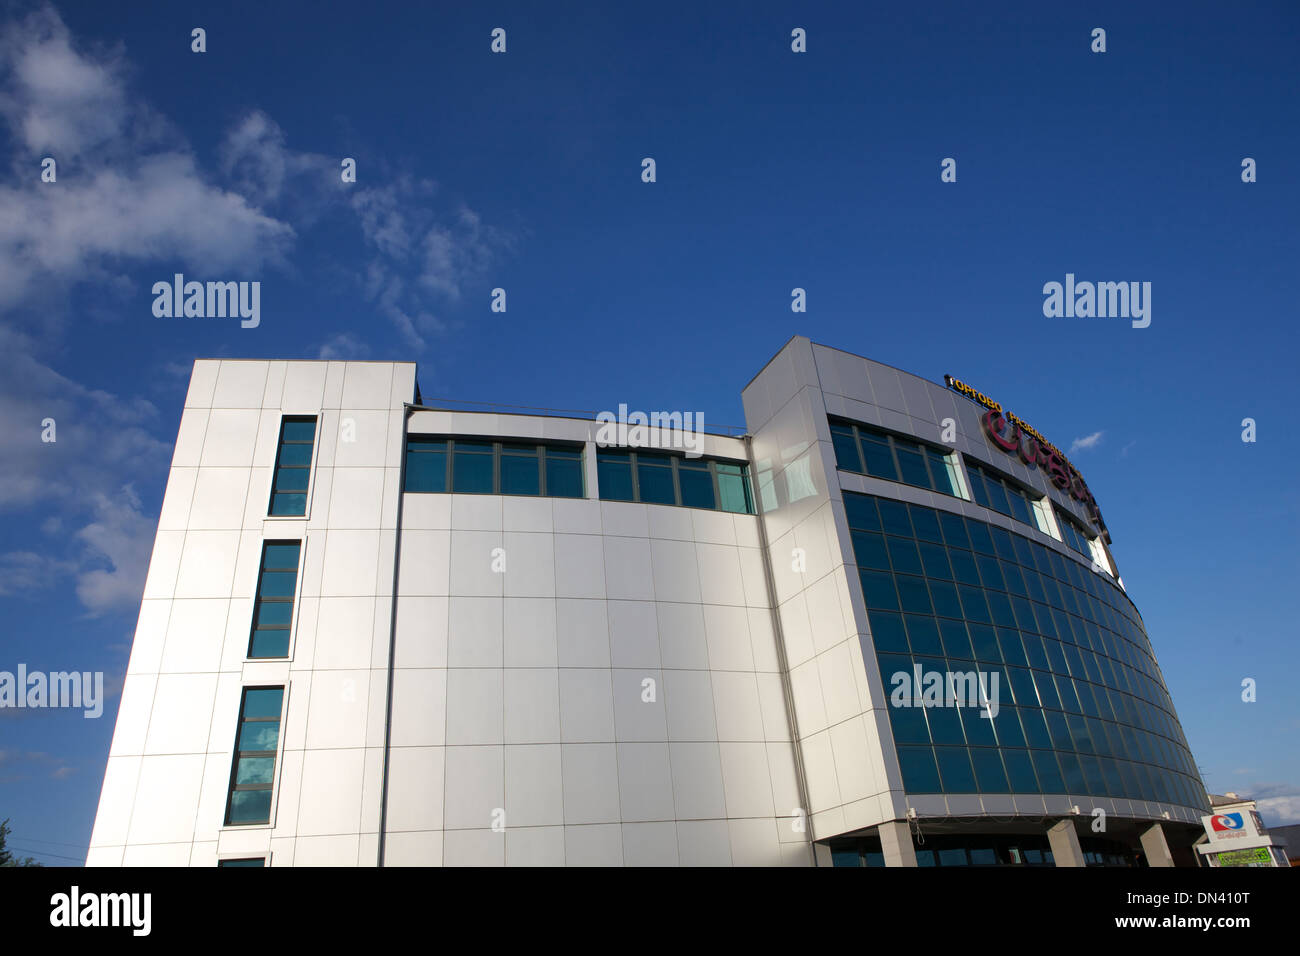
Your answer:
410,396 -> 749,437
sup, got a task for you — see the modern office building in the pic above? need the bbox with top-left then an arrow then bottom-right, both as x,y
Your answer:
87,336 -> 1208,866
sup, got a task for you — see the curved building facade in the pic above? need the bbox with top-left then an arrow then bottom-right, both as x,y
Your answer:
744,337 -> 1206,866
87,336 -> 1207,866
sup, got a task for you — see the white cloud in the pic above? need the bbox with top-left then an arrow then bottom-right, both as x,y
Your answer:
0,5 -> 296,314
218,109 -> 342,216
351,183 -> 509,349
0,324 -> 169,615
75,484 -> 155,613
0,550 -> 77,595
0,4 -> 512,617
1257,794 -> 1300,826
1069,430 -> 1104,454
0,5 -> 128,162
1244,782 -> 1300,827
0,3 -> 509,345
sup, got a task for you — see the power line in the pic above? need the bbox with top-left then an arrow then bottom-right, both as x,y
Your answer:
9,835 -> 91,849
7,844 -> 85,863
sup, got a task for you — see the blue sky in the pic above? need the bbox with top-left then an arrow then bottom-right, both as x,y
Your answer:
0,0 -> 1296,864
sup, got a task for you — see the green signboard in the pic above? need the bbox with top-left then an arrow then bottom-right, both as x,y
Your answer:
1216,847 -> 1273,867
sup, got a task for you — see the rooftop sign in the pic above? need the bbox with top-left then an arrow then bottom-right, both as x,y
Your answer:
943,375 -> 1110,544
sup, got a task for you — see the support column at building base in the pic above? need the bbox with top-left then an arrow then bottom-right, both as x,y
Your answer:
1140,822 -> 1176,867
879,820 -> 918,867
1047,819 -> 1086,867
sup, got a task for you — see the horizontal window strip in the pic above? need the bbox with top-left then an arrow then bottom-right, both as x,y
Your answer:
595,448 -> 753,514
830,417 -> 960,498
404,437 -> 585,498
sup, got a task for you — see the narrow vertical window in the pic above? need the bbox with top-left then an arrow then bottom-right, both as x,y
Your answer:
269,417 -> 316,516
248,542 -> 301,659
225,687 -> 285,826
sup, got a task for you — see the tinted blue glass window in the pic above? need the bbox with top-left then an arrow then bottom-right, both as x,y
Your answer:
635,454 -> 676,504
407,439 -> 585,499
938,511 -> 970,549
405,440 -> 447,492
269,417 -> 316,516
897,576 -> 933,614
938,847 -> 969,866
968,469 -> 991,509
831,846 -> 862,867
860,570 -> 899,611
860,436 -> 897,479
831,426 -> 861,471
909,507 -> 943,544
904,615 -> 943,656
938,619 -> 974,659
966,521 -> 995,555
888,704 -> 931,745
967,461 -> 1044,533
843,489 -> 1203,812
918,542 -> 953,580
898,746 -> 942,792
971,749 -> 1010,792
844,494 -> 880,531
985,477 -> 1011,516
878,500 -> 913,537
925,449 -> 955,495
715,463 -> 752,514
598,452 -> 634,501
995,708 -> 1027,748
1031,750 -> 1065,792
226,687 -> 284,826
545,450 -> 584,498
886,537 -> 924,575
949,549 -> 981,586
453,444 -> 493,493
976,554 -> 1005,589
927,707 -> 965,745
961,705 -> 997,747
868,611 -> 909,653
500,447 -> 541,496
1003,750 -> 1039,792
678,461 -> 715,510
936,747 -> 978,791
896,447 -> 930,488
829,418 -> 959,496
248,542 -> 300,659
958,586 -> 991,623
968,624 -> 1000,662
594,450 -> 752,513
